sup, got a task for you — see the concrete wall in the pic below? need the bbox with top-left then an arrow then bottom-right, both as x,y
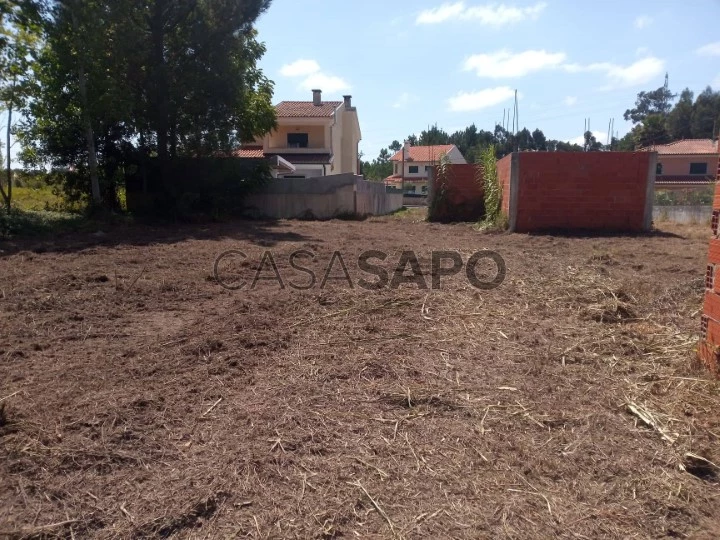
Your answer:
503,152 -> 655,232
653,205 -> 712,224
243,174 -> 402,220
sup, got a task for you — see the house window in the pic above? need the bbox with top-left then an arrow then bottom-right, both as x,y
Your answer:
287,133 -> 309,148
408,166 -> 419,174
425,166 -> 432,172
690,162 -> 708,175
422,185 -> 428,193
656,163 -> 663,175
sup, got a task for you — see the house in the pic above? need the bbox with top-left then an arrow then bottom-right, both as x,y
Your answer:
385,143 -> 467,194
640,139 -> 718,190
235,90 -> 362,179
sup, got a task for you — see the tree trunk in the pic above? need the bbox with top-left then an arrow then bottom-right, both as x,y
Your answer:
151,0 -> 169,163
6,101 -> 12,211
70,7 -> 102,205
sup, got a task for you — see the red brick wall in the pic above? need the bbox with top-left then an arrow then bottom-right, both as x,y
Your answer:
428,163 -> 484,222
699,155 -> 720,377
497,153 -> 512,217
513,152 -> 652,232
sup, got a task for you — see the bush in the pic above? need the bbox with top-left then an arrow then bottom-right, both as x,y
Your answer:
125,157 -> 272,219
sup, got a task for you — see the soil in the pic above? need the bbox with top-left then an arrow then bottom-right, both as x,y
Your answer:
1,212 -> 719,539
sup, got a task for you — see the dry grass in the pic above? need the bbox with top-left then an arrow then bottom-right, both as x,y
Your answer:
0,218 -> 719,538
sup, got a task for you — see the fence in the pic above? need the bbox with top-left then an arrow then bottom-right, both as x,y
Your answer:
653,205 -> 712,224
243,174 -> 403,220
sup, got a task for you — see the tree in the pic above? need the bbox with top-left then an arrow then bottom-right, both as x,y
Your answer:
418,124 -> 450,146
634,114 -> 670,148
690,86 -> 720,139
0,0 -> 42,211
388,140 -> 401,153
18,0 -> 277,209
624,73 -> 676,124
531,129 -> 547,151
667,88 -> 694,140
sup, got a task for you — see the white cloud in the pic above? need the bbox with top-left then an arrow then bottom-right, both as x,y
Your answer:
299,73 -> 350,93
568,131 -> 608,146
564,57 -> 665,89
417,1 -> 547,26
464,49 -> 567,78
564,96 -> 577,106
635,46 -> 651,57
280,59 -> 350,94
713,74 -> 720,88
447,87 -> 516,112
634,15 -> 652,29
416,1 -> 465,24
392,92 -> 419,109
697,42 -> 720,56
280,59 -> 320,77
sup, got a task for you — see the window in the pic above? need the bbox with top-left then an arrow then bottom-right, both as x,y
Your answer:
421,185 -> 428,193
656,163 -> 663,175
425,166 -> 432,172
690,162 -> 708,175
287,133 -> 309,148
283,175 -> 306,179
408,165 -> 419,174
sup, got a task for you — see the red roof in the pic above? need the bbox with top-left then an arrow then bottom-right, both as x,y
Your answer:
642,139 -> 719,155
275,101 -> 343,118
390,145 -> 456,162
233,146 -> 265,158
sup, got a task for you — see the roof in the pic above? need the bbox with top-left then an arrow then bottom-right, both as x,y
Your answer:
390,145 -> 457,162
233,146 -> 264,158
275,101 -> 343,118
642,139 -> 719,155
655,174 -> 716,185
265,152 -> 333,165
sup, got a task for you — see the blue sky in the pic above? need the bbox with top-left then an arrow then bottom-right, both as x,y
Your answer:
256,0 -> 720,158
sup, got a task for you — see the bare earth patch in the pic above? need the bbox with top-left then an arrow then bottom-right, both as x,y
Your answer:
1,215 -> 719,539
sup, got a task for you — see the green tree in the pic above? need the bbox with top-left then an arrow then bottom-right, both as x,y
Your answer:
388,140 -> 401,153
624,73 -> 676,124
18,0 -> 276,209
634,114 -> 670,148
690,86 -> 720,139
667,88 -> 694,140
0,0 -> 42,211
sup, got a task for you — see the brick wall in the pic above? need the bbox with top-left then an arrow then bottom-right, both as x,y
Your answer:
428,163 -> 484,222
511,152 -> 654,232
698,156 -> 720,377
497,153 -> 513,218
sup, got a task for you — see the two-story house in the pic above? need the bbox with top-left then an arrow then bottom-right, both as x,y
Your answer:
385,143 -> 467,194
237,90 -> 362,179
641,139 -> 718,190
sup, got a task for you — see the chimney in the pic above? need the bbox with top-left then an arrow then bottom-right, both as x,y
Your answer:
343,95 -> 352,110
312,89 -> 322,106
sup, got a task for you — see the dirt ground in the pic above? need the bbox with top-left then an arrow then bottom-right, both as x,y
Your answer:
1,211 -> 719,539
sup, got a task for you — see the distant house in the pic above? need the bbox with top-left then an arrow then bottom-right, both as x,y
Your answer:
385,143 -> 467,194
235,90 -> 362,179
641,139 -> 718,190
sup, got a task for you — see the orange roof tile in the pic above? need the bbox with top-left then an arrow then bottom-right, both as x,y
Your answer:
275,101 -> 343,118
641,139 -> 719,155
232,147 -> 265,158
389,145 -> 457,162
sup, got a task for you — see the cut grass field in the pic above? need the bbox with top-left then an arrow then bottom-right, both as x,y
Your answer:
0,216 -> 719,538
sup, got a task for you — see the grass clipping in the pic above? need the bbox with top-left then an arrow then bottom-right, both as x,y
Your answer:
477,145 -> 507,230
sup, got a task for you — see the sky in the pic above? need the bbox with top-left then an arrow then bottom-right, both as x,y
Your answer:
255,0 -> 720,158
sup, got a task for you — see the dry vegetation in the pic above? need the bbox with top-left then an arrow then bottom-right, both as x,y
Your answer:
1,214 -> 719,539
